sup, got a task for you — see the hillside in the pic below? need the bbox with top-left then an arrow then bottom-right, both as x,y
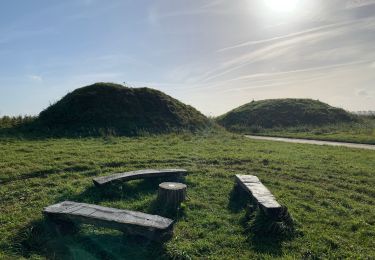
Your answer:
38,83 -> 209,135
217,99 -> 356,132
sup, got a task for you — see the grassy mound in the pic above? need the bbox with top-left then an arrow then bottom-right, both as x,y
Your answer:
38,83 -> 209,136
217,98 -> 356,132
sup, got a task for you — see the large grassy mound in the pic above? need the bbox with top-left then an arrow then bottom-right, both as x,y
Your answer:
38,83 -> 209,135
217,98 -> 356,131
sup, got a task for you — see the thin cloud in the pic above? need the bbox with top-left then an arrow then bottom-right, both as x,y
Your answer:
197,16 -> 375,83
357,89 -> 369,97
228,60 -> 372,82
220,67 -> 368,94
346,0 -> 375,9
199,30 -> 342,83
180,59 -> 371,95
217,18 -> 372,52
28,75 -> 43,82
147,0 -> 233,26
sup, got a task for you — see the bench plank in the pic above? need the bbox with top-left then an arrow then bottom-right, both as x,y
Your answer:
44,201 -> 174,240
235,175 -> 282,216
93,168 -> 187,187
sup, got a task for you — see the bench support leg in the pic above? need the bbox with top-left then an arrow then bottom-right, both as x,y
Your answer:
45,215 -> 78,235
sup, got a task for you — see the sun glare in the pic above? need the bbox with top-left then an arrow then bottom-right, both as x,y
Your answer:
264,0 -> 300,12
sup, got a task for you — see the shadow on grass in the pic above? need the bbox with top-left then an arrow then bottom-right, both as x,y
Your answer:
11,218 -> 169,260
9,176 -> 189,259
147,196 -> 187,220
228,185 -> 300,257
228,184 -> 251,213
245,207 -> 299,256
56,175 -> 186,204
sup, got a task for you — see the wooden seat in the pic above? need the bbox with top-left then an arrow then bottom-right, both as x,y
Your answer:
93,168 -> 187,187
235,175 -> 282,217
43,201 -> 174,241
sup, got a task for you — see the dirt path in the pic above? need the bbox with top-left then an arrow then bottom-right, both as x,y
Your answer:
245,135 -> 375,150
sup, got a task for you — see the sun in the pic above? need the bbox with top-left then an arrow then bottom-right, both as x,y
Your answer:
264,0 -> 300,12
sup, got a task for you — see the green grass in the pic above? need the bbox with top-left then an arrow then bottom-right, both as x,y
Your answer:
252,117 -> 375,145
214,98 -> 375,144
37,83 -> 209,136
217,98 -> 355,130
0,132 -> 374,259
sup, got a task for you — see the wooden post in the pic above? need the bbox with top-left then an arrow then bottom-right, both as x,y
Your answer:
157,182 -> 187,209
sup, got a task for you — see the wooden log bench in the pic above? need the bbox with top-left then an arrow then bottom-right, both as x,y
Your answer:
93,169 -> 187,187
43,201 -> 174,241
235,175 -> 282,217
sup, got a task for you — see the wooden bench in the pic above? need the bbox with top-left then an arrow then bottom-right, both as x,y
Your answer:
93,168 -> 187,187
235,175 -> 282,217
43,201 -> 174,241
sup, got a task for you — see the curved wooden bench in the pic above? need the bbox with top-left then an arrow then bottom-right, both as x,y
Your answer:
235,175 -> 282,217
43,201 -> 174,241
93,168 -> 187,187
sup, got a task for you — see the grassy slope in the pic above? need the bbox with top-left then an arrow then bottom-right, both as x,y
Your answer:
0,133 -> 374,259
216,99 -> 354,130
37,83 -> 209,136
215,99 -> 375,144
254,117 -> 375,145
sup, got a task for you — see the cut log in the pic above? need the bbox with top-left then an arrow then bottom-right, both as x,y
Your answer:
235,175 -> 282,217
43,201 -> 174,241
93,168 -> 187,187
157,182 -> 187,209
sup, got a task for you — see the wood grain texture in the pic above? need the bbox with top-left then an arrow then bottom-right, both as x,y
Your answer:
158,182 -> 187,209
43,201 -> 174,240
93,168 -> 187,186
235,175 -> 282,216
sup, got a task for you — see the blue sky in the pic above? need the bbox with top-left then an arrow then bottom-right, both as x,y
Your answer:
1,0 -> 375,116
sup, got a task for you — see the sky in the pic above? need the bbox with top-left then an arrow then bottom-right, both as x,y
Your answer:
1,0 -> 375,116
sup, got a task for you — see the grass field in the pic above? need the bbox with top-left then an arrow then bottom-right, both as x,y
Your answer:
1,132 -> 374,259
248,117 -> 375,145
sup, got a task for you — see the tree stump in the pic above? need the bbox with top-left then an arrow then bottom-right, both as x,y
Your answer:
158,182 -> 187,209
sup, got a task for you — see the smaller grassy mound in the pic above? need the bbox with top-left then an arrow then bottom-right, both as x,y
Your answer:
217,99 -> 356,132
37,83 -> 209,136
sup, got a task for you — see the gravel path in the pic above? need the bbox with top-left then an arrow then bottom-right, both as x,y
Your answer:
245,135 -> 375,150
